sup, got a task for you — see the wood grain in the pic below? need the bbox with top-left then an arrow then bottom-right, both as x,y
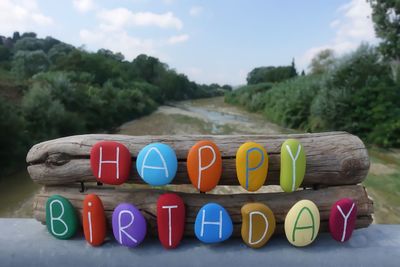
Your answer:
26,132 -> 370,186
33,184 -> 373,237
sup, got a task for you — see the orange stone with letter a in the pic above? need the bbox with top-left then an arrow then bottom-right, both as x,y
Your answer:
187,140 -> 222,192
83,194 -> 107,246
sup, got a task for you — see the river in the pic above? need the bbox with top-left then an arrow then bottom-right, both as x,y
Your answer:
2,96 -> 398,224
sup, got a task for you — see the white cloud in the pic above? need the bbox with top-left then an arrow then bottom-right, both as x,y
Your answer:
298,0 -> 377,71
0,0 -> 53,35
73,0 -> 96,13
80,28 -> 156,60
189,6 -> 203,17
167,34 -> 189,45
97,8 -> 183,31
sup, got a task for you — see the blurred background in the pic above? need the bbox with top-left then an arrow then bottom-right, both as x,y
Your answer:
0,0 -> 398,224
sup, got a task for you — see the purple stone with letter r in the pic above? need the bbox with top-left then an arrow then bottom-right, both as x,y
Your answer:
112,203 -> 147,247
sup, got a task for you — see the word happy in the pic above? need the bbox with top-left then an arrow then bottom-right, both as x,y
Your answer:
45,140 -> 358,248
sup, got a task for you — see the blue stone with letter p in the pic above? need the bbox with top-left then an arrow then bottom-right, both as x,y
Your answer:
136,143 -> 178,186
194,203 -> 233,243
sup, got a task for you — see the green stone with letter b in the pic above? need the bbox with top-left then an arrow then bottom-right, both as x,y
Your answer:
46,194 -> 78,239
280,139 -> 306,192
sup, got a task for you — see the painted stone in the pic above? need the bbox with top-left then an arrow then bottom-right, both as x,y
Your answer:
83,194 -> 107,246
236,142 -> 268,191
194,203 -> 233,243
280,139 -> 306,192
284,199 -> 320,247
90,141 -> 132,185
136,143 -> 178,186
187,140 -> 222,192
46,195 -> 78,240
112,203 -> 147,247
157,193 -> 185,249
241,203 -> 276,248
329,198 -> 357,242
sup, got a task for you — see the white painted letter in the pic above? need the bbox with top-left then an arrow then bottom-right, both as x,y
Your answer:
285,144 -> 301,192
141,147 -> 169,178
49,200 -> 68,236
118,210 -> 137,244
98,146 -> 120,179
197,145 -> 216,189
87,201 -> 93,243
200,209 -> 223,239
336,203 -> 355,242
248,211 -> 269,245
162,205 -> 178,246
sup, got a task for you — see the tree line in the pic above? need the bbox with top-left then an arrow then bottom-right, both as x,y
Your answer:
226,0 -> 399,148
0,32 -> 231,175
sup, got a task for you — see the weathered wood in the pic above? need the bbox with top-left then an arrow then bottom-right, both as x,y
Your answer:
33,184 -> 373,237
26,132 -> 370,186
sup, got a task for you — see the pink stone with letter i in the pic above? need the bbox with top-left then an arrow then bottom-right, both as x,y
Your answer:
329,198 -> 357,242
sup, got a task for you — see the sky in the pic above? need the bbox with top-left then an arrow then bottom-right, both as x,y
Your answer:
0,0 -> 378,85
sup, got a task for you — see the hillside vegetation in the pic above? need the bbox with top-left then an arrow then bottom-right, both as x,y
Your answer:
0,32 -> 229,174
225,45 -> 399,147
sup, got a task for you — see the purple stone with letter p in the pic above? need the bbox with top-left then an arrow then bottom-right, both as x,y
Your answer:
112,203 -> 147,247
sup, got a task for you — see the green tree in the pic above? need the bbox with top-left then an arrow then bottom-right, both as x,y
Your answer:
12,50 -> 50,79
309,49 -> 335,74
369,0 -> 400,81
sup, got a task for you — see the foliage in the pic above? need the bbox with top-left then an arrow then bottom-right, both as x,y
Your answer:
0,31 -> 225,174
225,82 -> 273,112
12,50 -> 50,79
369,0 -> 400,61
309,49 -> 336,74
246,61 -> 297,84
0,96 -> 26,170
225,45 -> 400,147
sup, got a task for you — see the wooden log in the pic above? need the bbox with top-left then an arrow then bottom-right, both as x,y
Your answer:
33,184 -> 373,237
26,132 -> 370,186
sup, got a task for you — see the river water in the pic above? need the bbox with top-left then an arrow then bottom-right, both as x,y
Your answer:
0,97 -> 290,218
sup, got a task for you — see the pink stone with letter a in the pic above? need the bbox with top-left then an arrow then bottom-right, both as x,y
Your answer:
90,141 -> 132,185
329,198 -> 357,242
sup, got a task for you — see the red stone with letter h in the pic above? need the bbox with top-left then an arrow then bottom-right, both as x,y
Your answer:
90,141 -> 132,185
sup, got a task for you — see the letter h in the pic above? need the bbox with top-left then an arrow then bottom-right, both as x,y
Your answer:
98,146 -> 120,179
200,209 -> 223,239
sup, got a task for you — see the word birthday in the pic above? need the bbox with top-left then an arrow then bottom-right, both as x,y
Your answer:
45,139 -> 358,249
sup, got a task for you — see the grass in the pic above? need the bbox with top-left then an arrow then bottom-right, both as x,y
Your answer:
363,147 -> 400,223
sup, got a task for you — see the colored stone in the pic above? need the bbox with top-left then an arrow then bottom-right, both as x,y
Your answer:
329,198 -> 357,242
83,194 -> 107,246
284,199 -> 320,247
157,193 -> 185,249
236,142 -> 269,191
187,140 -> 222,192
46,195 -> 78,240
280,139 -> 306,192
136,143 -> 178,186
194,203 -> 233,243
241,203 -> 276,248
90,141 -> 132,185
112,203 -> 147,247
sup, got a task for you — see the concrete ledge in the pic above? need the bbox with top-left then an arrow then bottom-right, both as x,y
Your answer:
1,219 -> 399,267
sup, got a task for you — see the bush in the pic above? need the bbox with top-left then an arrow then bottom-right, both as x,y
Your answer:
225,82 -> 273,112
22,84 -> 86,143
225,44 -> 400,147
0,96 -> 26,172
